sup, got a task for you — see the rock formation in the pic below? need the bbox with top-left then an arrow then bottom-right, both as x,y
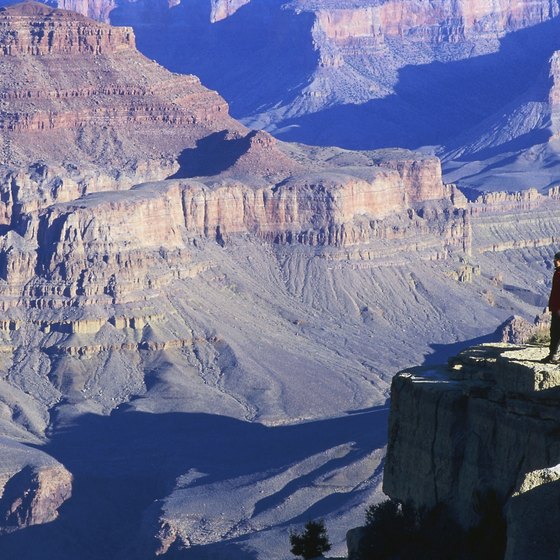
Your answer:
3,0 -> 560,189
210,0 -> 250,22
0,438 -> 72,533
0,1 -> 133,54
1,3 -> 560,559
384,343 -> 560,560
0,464 -> 72,531
0,0 -> 244,207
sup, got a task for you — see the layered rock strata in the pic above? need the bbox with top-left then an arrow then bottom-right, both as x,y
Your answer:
384,343 -> 560,560
0,3 -> 559,556
0,163 -> 470,310
469,187 -> 560,254
0,438 -> 72,533
309,0 -> 560,49
0,1 -> 243,211
0,1 -> 133,55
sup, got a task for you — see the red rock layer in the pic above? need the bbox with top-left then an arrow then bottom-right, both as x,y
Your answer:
0,2 -> 134,55
311,0 -> 559,47
0,155 -> 470,309
0,2 -> 243,213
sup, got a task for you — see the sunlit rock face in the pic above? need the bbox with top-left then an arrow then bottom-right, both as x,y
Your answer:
10,0 -> 559,188
0,1 -> 243,196
0,1 -> 133,54
312,0 -> 559,49
42,0 -> 556,185
384,343 -> 560,560
210,0 -> 250,22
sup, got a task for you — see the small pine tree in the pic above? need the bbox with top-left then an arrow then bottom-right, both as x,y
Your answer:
290,519 -> 332,560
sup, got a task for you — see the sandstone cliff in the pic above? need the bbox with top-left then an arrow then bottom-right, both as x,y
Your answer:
0,438 -> 72,533
0,153 -> 470,311
0,1 -> 243,205
309,0 -> 559,50
384,343 -> 560,560
80,0 -> 560,184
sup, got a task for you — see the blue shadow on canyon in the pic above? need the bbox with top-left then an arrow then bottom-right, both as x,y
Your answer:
110,0 -> 318,119
0,405 -> 389,560
279,17 -> 560,150
275,14 -> 560,150
104,1 -> 560,152
168,130 -> 255,179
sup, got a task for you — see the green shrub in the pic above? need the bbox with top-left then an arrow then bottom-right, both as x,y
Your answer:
290,519 -> 331,559
355,495 -> 506,560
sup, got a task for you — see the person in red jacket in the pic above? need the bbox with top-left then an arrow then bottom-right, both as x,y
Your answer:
541,252 -> 560,364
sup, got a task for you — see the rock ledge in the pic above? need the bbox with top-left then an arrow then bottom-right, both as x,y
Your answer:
384,343 -> 560,560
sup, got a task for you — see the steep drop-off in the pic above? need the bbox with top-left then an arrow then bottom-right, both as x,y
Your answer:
384,343 -> 560,560
99,0 -> 560,159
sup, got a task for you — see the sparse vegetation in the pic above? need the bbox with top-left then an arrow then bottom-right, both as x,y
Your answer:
290,519 -> 332,560
354,493 -> 506,560
527,326 -> 550,346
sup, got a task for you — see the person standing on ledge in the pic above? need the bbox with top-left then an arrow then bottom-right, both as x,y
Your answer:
541,252 -> 560,364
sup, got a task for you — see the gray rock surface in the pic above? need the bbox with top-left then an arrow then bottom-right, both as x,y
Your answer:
384,343 -> 560,560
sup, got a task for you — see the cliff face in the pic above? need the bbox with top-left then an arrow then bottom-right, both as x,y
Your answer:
0,1 -> 242,194
0,155 -> 470,310
0,1 -> 134,55
311,0 -> 559,49
0,465 -> 72,531
0,4 -> 472,313
210,0 -> 251,22
2,3 -> 560,558
384,343 -> 560,560
14,0 -> 560,180
57,0 -> 115,21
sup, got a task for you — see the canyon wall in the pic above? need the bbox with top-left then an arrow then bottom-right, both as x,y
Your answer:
469,188 -> 560,254
310,0 -> 560,49
0,161 -> 469,311
384,344 -> 560,560
0,1 -> 134,55
0,1 -> 242,196
18,0 -> 560,166
1,3 -> 560,557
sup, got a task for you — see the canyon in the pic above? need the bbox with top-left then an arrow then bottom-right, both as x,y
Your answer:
6,0 -> 560,189
77,0 -> 560,191
0,2 -> 556,559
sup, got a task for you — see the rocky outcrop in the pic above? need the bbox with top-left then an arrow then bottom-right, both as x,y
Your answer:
0,1 -> 134,55
468,188 -> 544,215
311,0 -> 559,49
384,343 -> 560,560
210,0 -> 250,22
57,0 -> 116,22
0,438 -> 73,534
0,2 -> 243,216
0,153 -> 469,309
0,464 -> 72,531
468,188 -> 560,253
